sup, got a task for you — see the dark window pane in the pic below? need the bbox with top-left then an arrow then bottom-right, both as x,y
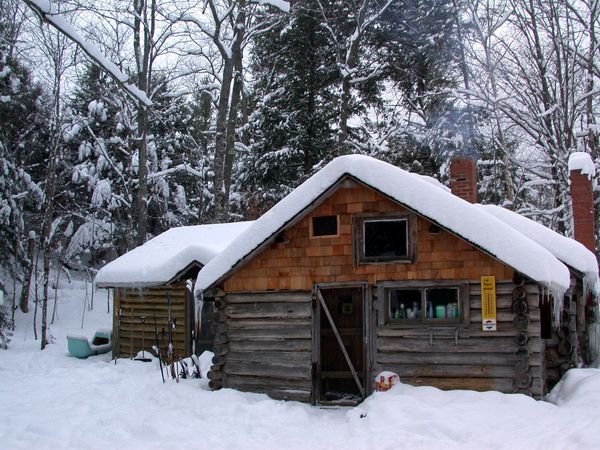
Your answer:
426,288 -> 459,319
364,219 -> 407,258
312,215 -> 338,236
389,289 -> 421,320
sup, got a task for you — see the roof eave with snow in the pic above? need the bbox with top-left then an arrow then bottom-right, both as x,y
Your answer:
477,204 -> 599,295
195,155 -> 572,297
95,222 -> 254,288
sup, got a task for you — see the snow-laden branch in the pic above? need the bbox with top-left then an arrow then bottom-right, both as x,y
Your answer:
349,64 -> 386,84
147,163 -> 204,180
165,83 -> 221,98
250,0 -> 290,13
22,0 -> 152,107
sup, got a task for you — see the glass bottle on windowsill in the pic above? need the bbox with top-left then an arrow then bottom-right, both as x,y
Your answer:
399,303 -> 407,319
413,301 -> 421,319
427,300 -> 433,319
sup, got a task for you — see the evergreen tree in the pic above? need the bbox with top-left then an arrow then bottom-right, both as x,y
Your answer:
376,0 -> 466,177
65,63 -> 139,263
147,80 -> 213,229
64,64 -> 215,264
0,298 -> 13,348
0,23 -> 46,270
183,87 -> 215,223
238,0 -> 340,217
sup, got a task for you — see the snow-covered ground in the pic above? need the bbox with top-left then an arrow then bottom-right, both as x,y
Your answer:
1,275 -> 600,449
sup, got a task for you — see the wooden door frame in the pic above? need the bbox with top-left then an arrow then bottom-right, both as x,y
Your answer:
312,281 -> 370,405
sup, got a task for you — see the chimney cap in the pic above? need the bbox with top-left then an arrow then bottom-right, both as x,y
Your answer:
568,152 -> 596,179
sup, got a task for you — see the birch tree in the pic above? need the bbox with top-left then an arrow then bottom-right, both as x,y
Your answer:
182,0 -> 289,221
317,0 -> 392,153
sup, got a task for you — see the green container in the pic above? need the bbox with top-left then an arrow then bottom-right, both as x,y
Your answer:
435,305 -> 446,319
67,330 -> 112,359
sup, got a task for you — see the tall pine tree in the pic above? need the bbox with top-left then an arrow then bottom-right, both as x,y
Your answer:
237,1 -> 339,217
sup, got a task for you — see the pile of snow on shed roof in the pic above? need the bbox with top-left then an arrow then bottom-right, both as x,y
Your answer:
96,222 -> 253,287
195,155 -> 571,296
478,204 -> 599,295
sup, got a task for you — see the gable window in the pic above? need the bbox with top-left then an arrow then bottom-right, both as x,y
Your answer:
354,214 -> 414,264
312,215 -> 338,237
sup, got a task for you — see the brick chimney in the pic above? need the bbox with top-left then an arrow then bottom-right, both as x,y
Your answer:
569,152 -> 596,253
450,157 -> 478,203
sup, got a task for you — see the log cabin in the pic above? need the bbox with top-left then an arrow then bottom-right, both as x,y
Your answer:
195,154 -> 599,405
95,222 -> 253,360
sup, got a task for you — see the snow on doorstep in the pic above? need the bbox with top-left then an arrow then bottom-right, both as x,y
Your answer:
478,204 -> 599,294
96,221 -> 253,287
568,152 -> 596,179
195,155 -> 571,296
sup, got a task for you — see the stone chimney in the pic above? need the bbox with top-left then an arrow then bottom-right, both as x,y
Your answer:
450,157 -> 478,203
568,152 -> 596,253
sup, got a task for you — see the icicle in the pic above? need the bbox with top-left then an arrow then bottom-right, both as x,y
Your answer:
549,283 -> 567,327
583,274 -> 599,303
188,279 -> 203,356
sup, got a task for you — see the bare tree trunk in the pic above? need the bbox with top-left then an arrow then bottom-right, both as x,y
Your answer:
133,0 -> 152,245
212,59 -> 234,222
51,265 -> 60,324
134,105 -> 149,245
33,253 -> 39,341
11,244 -> 17,329
453,0 -> 476,156
222,4 -> 246,210
19,232 -> 36,313
464,1 -> 515,202
337,0 -> 368,153
585,1 -> 599,159
338,77 -> 352,151
40,139 -> 59,350
327,0 -> 391,153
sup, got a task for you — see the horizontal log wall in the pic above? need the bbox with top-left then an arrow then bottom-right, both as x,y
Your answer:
213,291 -> 313,402
373,281 -> 544,397
113,284 -> 190,359
224,182 -> 514,292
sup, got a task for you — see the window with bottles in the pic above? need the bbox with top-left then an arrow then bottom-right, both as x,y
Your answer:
388,286 -> 461,323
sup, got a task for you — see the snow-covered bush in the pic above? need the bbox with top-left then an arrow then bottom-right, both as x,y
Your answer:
0,293 -> 13,349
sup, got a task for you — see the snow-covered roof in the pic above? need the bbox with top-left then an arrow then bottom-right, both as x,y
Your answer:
96,222 -> 254,288
195,155 -> 572,296
477,204 -> 599,294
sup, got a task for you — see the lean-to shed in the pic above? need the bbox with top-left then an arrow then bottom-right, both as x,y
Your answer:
195,155 -> 599,405
95,222 -> 253,360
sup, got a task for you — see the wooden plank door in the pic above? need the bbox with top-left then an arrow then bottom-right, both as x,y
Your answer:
316,285 -> 366,404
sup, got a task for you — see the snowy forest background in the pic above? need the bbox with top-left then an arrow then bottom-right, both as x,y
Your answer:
0,0 -> 599,344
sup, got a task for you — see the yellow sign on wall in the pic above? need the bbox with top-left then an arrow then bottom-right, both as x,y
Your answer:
481,275 -> 497,331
